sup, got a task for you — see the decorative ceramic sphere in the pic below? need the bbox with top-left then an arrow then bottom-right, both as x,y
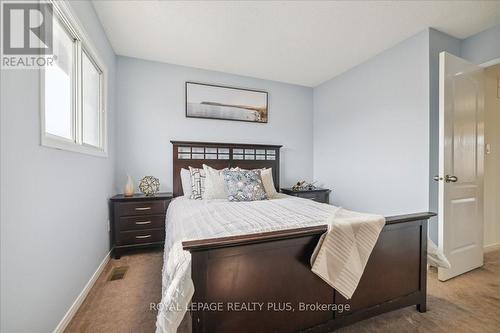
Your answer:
139,176 -> 160,196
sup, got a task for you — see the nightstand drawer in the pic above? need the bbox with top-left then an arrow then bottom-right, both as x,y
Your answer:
115,200 -> 167,217
281,188 -> 331,204
298,192 -> 328,203
117,228 -> 165,245
119,214 -> 165,231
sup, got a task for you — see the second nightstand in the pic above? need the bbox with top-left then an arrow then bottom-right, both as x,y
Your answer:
281,187 -> 331,204
109,192 -> 172,259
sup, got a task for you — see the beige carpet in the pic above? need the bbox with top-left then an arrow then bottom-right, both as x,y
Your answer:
66,250 -> 500,333
65,251 -> 163,333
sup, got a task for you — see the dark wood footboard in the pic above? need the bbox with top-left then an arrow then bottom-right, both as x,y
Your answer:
182,212 -> 434,333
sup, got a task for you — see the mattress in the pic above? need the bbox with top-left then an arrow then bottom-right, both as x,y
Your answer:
155,194 -> 338,333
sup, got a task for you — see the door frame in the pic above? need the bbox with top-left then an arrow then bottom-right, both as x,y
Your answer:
479,57 -> 500,68
480,57 -> 500,253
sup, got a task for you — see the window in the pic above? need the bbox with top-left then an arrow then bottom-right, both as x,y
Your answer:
82,49 -> 102,148
44,16 -> 74,141
41,1 -> 106,156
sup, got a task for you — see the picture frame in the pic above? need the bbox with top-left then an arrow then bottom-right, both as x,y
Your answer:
185,82 -> 268,123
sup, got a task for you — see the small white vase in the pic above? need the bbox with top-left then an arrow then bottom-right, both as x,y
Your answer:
124,175 -> 134,197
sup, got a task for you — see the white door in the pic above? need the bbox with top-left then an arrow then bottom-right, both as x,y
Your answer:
437,52 -> 485,281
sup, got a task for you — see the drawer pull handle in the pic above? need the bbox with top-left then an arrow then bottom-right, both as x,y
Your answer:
135,207 -> 151,211
135,221 -> 151,225
136,235 -> 152,239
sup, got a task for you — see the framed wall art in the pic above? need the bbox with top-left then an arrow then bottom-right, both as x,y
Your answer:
185,82 -> 268,123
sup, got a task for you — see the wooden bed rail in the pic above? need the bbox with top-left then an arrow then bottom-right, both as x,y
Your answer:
185,211 -> 435,332
385,212 -> 436,224
182,212 -> 435,252
183,225 -> 327,251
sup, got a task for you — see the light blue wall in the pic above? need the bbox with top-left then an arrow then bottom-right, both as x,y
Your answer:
0,1 -> 116,332
461,24 -> 500,65
115,57 -> 314,193
313,25 -> 499,242
313,31 -> 430,216
427,28 -> 461,243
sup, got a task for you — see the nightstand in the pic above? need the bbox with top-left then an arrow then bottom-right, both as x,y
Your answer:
109,192 -> 172,259
281,188 -> 331,204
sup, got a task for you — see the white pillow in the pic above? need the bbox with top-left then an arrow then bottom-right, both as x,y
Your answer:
261,168 -> 278,198
203,164 -> 229,199
180,168 -> 192,196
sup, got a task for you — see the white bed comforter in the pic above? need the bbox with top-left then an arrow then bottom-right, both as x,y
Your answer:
155,195 -> 338,333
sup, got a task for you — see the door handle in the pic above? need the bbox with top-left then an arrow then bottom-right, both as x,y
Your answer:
433,175 -> 443,181
445,175 -> 458,183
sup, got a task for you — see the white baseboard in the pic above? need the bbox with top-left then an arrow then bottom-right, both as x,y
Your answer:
53,251 -> 111,333
484,243 -> 500,253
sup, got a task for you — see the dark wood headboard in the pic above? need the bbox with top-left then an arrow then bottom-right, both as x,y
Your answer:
171,141 -> 282,197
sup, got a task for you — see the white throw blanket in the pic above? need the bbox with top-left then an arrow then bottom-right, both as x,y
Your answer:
428,237 -> 451,269
310,208 -> 385,299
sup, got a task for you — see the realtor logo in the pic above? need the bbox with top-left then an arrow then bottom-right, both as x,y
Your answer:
1,1 -> 55,68
2,2 -> 53,55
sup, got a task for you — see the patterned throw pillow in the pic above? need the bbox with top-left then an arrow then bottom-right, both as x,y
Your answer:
239,167 -> 278,198
222,170 -> 268,202
189,166 -> 206,199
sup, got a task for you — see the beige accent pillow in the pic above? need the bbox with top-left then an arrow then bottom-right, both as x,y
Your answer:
261,168 -> 278,198
203,164 -> 229,199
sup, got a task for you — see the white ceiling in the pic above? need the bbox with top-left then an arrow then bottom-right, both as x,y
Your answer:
92,0 -> 500,87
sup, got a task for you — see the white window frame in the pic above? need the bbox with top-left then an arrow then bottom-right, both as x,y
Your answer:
40,0 -> 107,157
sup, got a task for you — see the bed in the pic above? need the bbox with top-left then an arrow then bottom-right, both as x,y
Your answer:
156,141 -> 435,333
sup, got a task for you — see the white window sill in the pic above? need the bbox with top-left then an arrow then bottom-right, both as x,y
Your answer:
41,135 -> 107,158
